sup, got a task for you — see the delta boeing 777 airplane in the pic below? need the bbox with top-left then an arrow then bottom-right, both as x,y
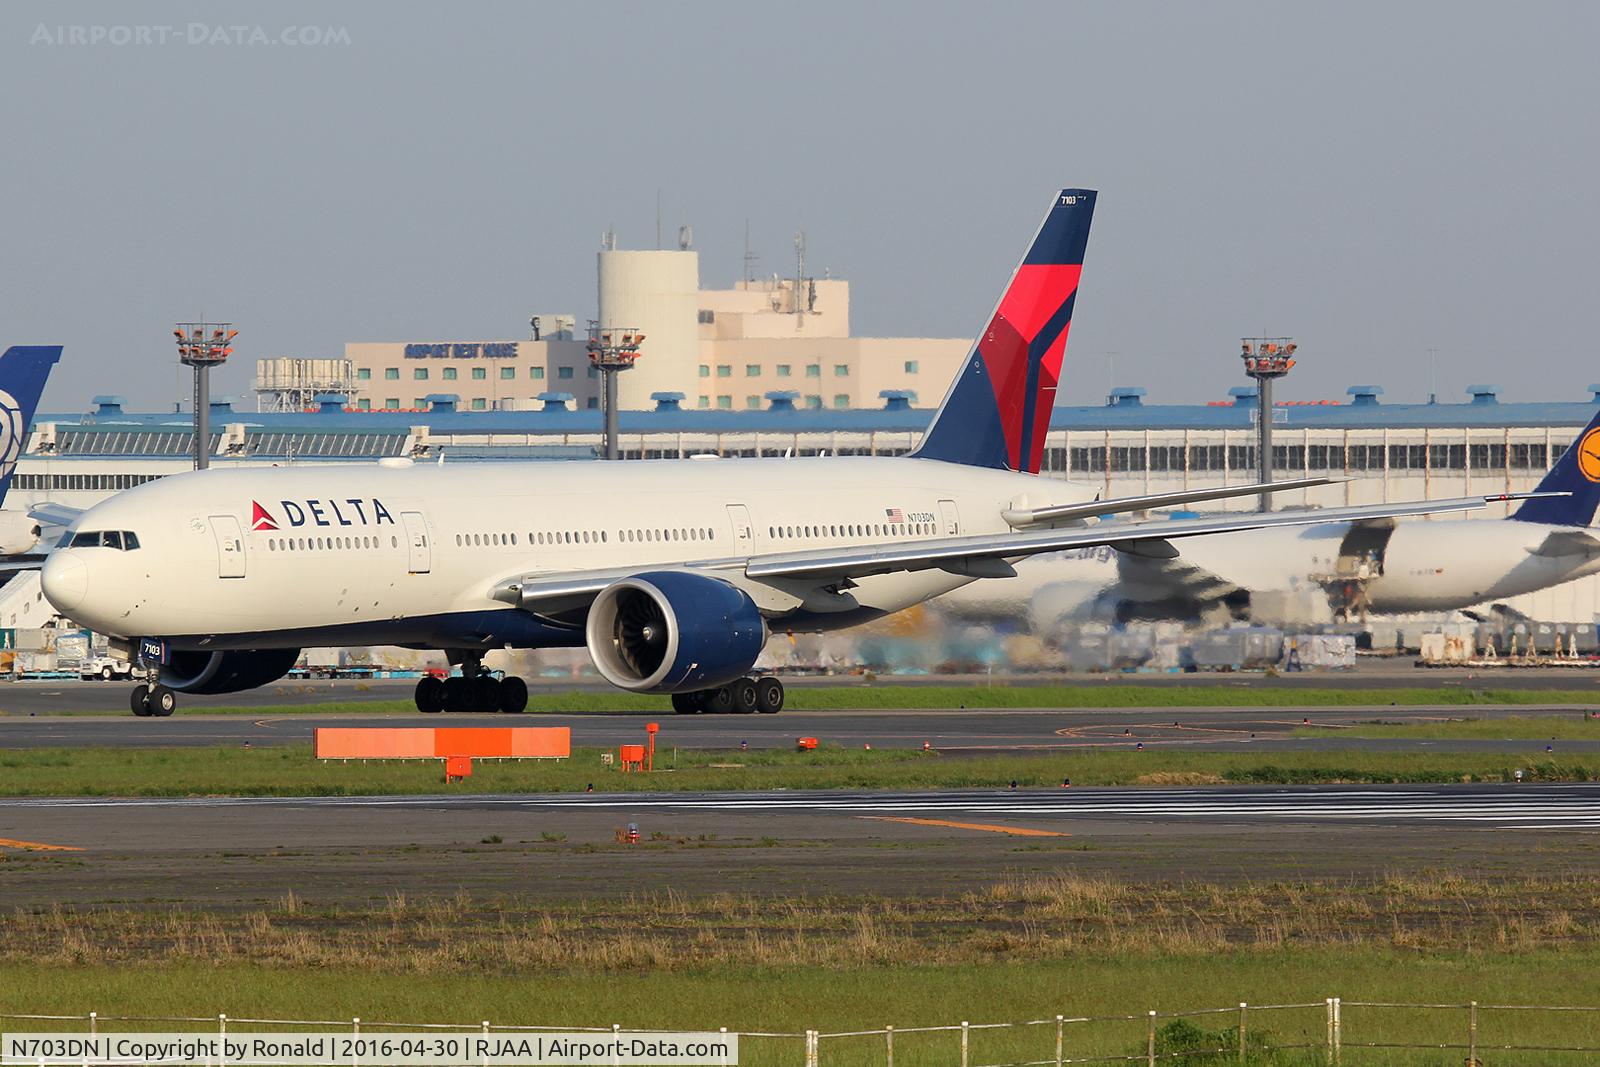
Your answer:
39,190 -> 1546,716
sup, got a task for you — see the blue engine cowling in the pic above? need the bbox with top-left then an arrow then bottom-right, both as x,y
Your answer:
161,649 -> 301,694
585,572 -> 767,693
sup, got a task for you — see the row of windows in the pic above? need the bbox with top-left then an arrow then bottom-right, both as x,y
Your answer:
55,431 -> 205,456
770,521 -> 935,540
67,530 -> 140,550
370,366 -> 556,382
1067,443 -> 1564,473
13,473 -> 163,491
620,446 -> 907,460
243,432 -> 406,457
697,394 -> 858,410
698,363 -> 853,379
51,431 -> 405,459
454,528 -> 720,548
267,535 -> 399,552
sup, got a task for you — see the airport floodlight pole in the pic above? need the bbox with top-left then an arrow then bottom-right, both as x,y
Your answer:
1240,337 -> 1297,512
585,321 -> 644,460
175,322 -> 237,470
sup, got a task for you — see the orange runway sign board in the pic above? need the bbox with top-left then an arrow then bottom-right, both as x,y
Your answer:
314,726 -> 571,764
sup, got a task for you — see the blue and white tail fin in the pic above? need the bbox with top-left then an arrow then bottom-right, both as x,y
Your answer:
0,345 -> 62,505
912,189 -> 1096,474
1512,407 -> 1600,526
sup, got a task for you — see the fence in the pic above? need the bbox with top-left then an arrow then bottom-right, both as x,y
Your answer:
6,999 -> 1600,1065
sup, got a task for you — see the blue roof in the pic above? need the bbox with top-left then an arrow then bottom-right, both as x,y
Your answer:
35,390 -> 1600,436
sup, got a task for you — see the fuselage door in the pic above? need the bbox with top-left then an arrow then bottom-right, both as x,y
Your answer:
401,511 -> 431,574
726,504 -> 754,555
210,515 -> 245,579
937,498 -> 961,537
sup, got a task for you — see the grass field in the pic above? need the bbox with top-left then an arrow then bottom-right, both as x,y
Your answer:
2,742 -> 1598,795
4,874 -> 1600,1063
24,682 -> 1600,717
1297,712 -> 1600,740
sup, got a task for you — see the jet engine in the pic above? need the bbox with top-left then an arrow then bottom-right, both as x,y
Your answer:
160,648 -> 301,694
0,512 -> 41,555
585,571 -> 766,693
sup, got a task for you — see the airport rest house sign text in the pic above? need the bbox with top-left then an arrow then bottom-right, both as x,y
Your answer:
404,343 -> 517,359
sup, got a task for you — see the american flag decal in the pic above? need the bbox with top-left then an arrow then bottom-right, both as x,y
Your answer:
885,508 -> 904,523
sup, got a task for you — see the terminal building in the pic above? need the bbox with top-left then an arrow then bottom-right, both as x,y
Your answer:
303,237 -> 970,415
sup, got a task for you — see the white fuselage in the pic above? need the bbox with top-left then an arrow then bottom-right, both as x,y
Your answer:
42,456 -> 1092,650
937,516 -> 1600,625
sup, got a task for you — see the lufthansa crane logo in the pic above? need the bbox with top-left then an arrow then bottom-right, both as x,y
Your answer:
0,389 -> 23,480
1580,427 -> 1600,483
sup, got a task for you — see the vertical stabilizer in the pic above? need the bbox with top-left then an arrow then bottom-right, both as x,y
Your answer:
912,190 -> 1096,473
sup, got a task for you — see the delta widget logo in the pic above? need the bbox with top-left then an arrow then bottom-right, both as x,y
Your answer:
251,501 -> 279,531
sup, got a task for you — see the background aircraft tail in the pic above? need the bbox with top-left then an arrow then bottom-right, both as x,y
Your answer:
1511,406 -> 1600,526
912,189 -> 1096,474
0,345 -> 62,504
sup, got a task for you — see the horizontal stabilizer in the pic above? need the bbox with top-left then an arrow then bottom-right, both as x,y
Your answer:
1530,528 -> 1600,558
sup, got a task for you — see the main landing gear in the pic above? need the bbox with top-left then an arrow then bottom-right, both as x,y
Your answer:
413,656 -> 529,714
671,676 -> 784,715
130,682 -> 177,717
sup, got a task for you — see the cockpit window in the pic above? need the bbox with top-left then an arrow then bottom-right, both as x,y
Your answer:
68,530 -> 140,550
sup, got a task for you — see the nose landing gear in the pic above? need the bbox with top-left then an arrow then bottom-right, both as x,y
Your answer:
129,683 -> 177,717
671,676 -> 785,714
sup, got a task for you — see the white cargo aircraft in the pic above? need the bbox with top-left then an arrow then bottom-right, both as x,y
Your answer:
39,190 -> 1551,716
937,414 -> 1600,630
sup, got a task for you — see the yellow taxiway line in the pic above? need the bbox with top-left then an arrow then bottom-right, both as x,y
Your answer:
0,837 -> 83,852
859,816 -> 1068,837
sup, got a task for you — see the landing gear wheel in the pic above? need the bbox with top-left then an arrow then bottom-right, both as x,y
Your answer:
442,676 -> 471,713
148,685 -> 177,717
471,676 -> 501,713
705,686 -> 735,714
130,683 -> 153,717
755,677 -> 784,714
729,678 -> 758,714
498,676 -> 528,714
414,676 -> 445,713
671,692 -> 702,714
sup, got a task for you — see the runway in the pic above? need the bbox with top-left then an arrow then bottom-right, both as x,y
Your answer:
5,783 -> 1597,908
7,783 -> 1600,830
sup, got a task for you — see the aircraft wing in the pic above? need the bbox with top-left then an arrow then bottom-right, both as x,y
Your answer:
493,492 -> 1556,614
28,502 -> 84,527
742,493 -> 1549,582
1001,477 -> 1336,526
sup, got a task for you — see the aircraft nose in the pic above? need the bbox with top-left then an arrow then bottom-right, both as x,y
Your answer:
41,553 -> 88,613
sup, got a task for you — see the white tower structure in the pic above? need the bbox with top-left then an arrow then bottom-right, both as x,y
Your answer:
596,247 -> 699,411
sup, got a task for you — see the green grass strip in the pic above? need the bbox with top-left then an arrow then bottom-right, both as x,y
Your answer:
1,743 -> 1595,796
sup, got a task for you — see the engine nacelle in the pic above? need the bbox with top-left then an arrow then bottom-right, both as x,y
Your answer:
160,648 -> 301,694
0,511 -> 41,555
585,571 -> 766,693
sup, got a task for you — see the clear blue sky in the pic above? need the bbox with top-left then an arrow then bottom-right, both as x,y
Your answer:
4,1 -> 1597,411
